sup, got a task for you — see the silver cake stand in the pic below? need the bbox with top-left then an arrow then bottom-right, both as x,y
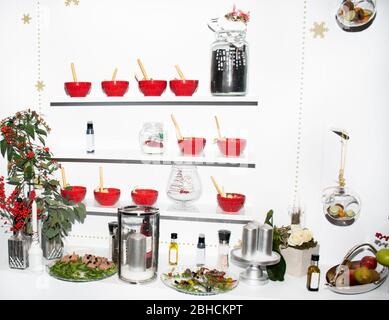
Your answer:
231,248 -> 280,285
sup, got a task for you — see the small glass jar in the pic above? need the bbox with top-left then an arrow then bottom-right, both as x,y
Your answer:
166,165 -> 202,208
210,30 -> 248,96
139,122 -> 165,154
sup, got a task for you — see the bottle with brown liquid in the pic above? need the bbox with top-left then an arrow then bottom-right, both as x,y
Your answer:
306,254 -> 321,291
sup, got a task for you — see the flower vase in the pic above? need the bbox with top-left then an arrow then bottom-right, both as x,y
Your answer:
281,245 -> 320,277
42,236 -> 64,260
8,231 -> 29,269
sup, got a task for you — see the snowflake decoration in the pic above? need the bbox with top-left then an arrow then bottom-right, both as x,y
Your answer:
35,80 -> 45,92
310,21 -> 329,39
22,14 -> 32,24
65,0 -> 80,6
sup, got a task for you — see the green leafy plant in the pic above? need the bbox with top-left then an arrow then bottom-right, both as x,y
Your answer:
0,109 -> 86,240
264,210 -> 286,281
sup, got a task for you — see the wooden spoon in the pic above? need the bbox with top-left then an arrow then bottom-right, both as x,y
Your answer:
61,166 -> 68,189
137,58 -> 149,80
99,166 -> 107,193
111,67 -> 118,81
211,176 -> 226,198
214,115 -> 223,140
170,114 -> 183,141
174,64 -> 186,81
70,63 -> 77,82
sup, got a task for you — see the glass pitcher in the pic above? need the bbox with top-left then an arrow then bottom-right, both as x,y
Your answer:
166,165 -> 202,208
208,18 -> 248,96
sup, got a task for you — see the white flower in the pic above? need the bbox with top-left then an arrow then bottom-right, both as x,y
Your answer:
288,231 -> 304,246
302,229 -> 313,242
290,224 -> 303,232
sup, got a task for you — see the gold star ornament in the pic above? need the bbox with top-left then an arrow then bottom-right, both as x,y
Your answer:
35,81 -> 45,92
22,14 -> 32,24
310,22 -> 329,39
65,0 -> 80,6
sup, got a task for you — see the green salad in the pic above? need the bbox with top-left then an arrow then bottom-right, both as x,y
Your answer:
164,267 -> 237,294
49,253 -> 117,281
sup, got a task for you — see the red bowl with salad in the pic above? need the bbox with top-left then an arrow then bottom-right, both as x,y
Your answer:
217,193 -> 246,213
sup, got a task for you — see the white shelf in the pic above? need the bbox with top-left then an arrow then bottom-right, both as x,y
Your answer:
53,148 -> 256,169
84,199 -> 258,224
50,96 -> 259,107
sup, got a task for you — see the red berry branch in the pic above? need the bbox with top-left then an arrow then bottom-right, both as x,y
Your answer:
375,232 -> 389,241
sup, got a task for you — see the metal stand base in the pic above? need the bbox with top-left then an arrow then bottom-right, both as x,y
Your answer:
240,265 -> 269,286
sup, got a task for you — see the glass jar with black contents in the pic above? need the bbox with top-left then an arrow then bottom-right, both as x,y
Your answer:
209,30 -> 248,96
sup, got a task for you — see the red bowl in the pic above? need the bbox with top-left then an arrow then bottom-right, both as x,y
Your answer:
178,137 -> 206,156
64,82 -> 92,97
61,186 -> 87,203
217,193 -> 246,213
138,80 -> 167,96
131,189 -> 158,206
169,80 -> 199,96
94,188 -> 121,206
101,81 -> 129,97
217,138 -> 247,157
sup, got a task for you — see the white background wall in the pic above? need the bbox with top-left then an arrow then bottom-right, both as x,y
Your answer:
0,0 -> 388,264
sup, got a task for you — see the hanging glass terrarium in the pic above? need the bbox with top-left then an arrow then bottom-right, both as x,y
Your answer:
322,130 -> 361,226
336,0 -> 377,32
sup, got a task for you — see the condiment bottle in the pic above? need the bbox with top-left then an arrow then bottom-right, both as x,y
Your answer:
140,216 -> 153,268
196,234 -> 206,266
217,229 -> 231,271
306,254 -> 321,291
169,233 -> 178,266
86,121 -> 95,154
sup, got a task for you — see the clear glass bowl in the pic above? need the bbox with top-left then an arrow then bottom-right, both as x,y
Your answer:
322,186 -> 361,226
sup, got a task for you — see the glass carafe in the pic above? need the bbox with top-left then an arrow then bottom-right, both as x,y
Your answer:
166,165 -> 202,208
208,19 -> 248,96
336,0 -> 377,32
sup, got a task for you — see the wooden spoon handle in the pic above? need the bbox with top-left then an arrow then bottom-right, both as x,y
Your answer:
211,176 -> 226,197
215,116 -> 222,140
174,64 -> 186,81
61,166 -> 67,188
111,68 -> 118,81
71,63 -> 77,82
137,59 -> 149,80
170,114 -> 183,140
99,166 -> 104,192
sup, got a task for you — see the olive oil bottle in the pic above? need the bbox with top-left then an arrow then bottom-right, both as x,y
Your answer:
306,254 -> 320,291
169,233 -> 178,266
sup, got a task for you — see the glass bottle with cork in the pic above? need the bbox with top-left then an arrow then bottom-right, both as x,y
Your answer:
169,233 -> 178,266
306,254 -> 321,291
